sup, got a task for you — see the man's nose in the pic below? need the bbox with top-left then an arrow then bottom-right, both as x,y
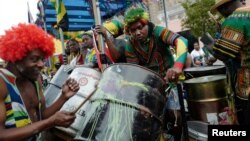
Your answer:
135,29 -> 141,35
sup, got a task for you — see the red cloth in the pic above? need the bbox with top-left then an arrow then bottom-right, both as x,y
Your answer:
58,54 -> 64,64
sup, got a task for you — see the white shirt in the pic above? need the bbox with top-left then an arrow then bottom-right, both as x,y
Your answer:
191,49 -> 206,66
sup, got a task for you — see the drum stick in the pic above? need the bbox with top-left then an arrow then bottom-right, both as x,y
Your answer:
72,88 -> 97,114
207,11 -> 221,31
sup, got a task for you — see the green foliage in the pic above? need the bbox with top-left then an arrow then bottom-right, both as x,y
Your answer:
181,0 -> 216,38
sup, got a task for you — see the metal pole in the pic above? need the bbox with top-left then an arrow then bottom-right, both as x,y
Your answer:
177,83 -> 189,141
59,28 -> 67,65
92,0 -> 107,71
162,0 -> 168,28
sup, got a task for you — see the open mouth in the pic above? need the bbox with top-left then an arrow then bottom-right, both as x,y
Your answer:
137,36 -> 144,40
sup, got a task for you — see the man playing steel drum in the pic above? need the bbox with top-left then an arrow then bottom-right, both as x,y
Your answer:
102,7 -> 188,141
0,24 -> 80,141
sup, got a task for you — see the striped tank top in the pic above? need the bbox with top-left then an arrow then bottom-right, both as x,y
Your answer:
0,69 -> 42,141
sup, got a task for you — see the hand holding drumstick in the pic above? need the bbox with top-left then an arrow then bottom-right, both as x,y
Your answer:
72,83 -> 98,114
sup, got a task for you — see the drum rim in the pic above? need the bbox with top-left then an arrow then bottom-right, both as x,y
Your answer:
183,74 -> 226,83
105,63 -> 166,83
187,121 -> 208,139
73,66 -> 101,74
184,65 -> 225,72
75,65 -> 101,71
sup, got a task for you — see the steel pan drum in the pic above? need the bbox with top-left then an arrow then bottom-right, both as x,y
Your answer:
187,121 -> 208,141
44,65 -> 101,139
74,63 -> 166,141
184,65 -> 226,80
44,65 -> 74,107
184,75 -> 237,125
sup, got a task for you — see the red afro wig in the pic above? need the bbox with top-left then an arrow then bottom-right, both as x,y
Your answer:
0,23 -> 55,62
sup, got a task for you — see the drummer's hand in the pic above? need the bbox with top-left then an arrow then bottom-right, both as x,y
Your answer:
61,78 -> 80,100
165,67 -> 182,82
94,25 -> 108,39
49,111 -> 76,128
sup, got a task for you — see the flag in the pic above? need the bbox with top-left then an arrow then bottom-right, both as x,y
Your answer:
37,0 -> 46,31
50,0 -> 69,31
27,2 -> 34,23
63,31 -> 85,42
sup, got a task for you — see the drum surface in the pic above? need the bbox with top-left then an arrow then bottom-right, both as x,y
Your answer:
184,75 -> 237,125
184,75 -> 227,100
45,65 -> 101,139
74,63 -> 166,141
44,65 -> 74,106
184,65 -> 226,79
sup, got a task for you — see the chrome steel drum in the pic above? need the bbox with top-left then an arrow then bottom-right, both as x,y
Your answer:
44,65 -> 101,139
44,65 -> 74,107
184,75 -> 237,125
184,65 -> 226,79
74,63 -> 166,141
187,121 -> 208,141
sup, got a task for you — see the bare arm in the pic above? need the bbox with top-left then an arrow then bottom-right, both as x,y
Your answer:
95,25 -> 122,61
0,77 -> 76,141
0,78 -> 49,141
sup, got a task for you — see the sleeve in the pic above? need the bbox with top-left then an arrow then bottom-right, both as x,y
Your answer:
173,37 -> 188,69
155,26 -> 188,69
213,12 -> 250,61
245,22 -> 250,43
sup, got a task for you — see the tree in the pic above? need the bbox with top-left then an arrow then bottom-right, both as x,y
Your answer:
181,0 -> 216,38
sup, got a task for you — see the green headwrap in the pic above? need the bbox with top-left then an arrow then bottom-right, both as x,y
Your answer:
124,8 -> 149,29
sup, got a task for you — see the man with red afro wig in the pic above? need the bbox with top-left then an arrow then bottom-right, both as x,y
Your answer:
0,23 -> 80,141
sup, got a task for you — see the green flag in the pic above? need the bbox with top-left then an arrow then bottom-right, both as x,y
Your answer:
50,0 -> 69,31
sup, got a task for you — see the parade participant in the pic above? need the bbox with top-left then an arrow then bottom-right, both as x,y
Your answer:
0,24 -> 80,141
103,8 -> 188,141
94,25 -> 126,63
85,27 -> 125,68
191,41 -> 216,67
191,42 -> 206,66
106,7 -> 188,82
66,38 -> 84,65
81,31 -> 98,67
210,0 -> 249,124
